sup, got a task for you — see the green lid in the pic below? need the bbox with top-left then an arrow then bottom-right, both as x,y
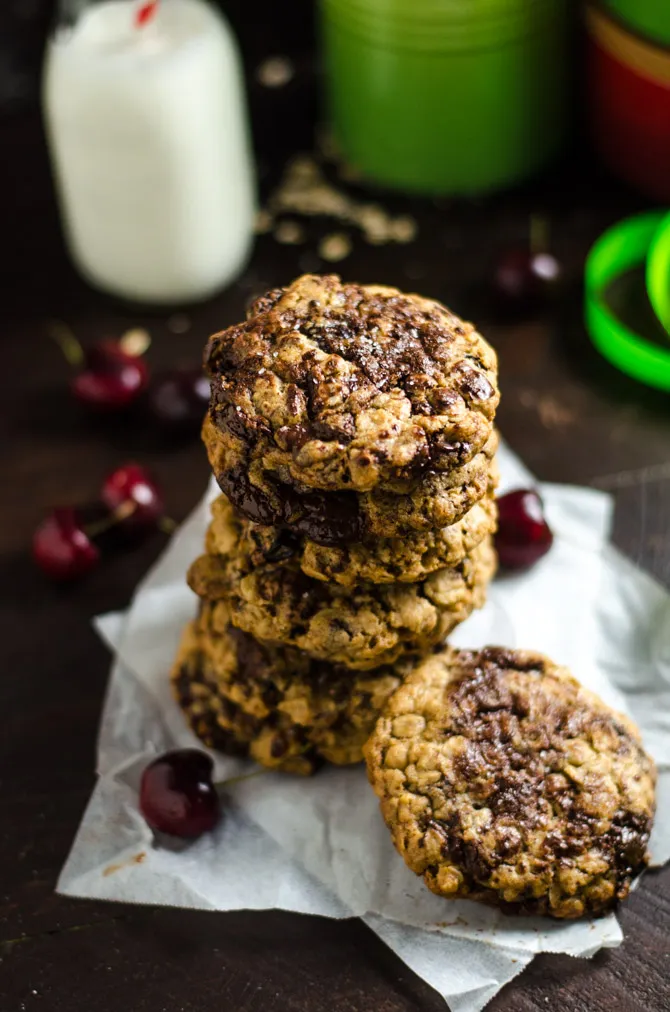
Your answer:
604,0 -> 670,45
585,212 -> 670,391
646,211 -> 670,335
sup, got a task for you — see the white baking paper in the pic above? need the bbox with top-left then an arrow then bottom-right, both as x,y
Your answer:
57,441 -> 670,1012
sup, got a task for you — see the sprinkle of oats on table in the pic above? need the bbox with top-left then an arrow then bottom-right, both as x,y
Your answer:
273,156 -> 352,219
254,209 -> 273,235
274,220 -> 306,245
319,232 -> 352,262
391,216 -> 418,243
256,56 -> 294,88
264,155 -> 418,247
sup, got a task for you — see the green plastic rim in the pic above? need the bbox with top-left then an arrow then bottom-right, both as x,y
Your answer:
604,0 -> 670,46
585,211 -> 670,391
646,210 -> 670,335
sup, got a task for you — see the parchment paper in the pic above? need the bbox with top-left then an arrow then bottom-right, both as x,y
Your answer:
57,441 -> 670,1011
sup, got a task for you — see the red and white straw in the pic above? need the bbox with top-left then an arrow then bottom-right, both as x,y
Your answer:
134,0 -> 159,28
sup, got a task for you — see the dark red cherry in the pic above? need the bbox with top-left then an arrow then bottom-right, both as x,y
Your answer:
495,488 -> 553,570
491,249 -> 561,316
140,749 -> 220,839
32,506 -> 100,581
101,463 -> 164,534
148,369 -> 210,432
72,340 -> 149,410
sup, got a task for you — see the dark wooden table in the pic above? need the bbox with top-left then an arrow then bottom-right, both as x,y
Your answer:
2,81 -> 670,1011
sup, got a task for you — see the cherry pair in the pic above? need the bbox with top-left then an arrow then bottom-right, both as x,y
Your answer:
33,464 -> 164,581
57,329 -> 209,432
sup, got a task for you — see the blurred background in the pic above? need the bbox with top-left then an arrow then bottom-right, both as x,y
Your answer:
4,0 -> 669,312
2,0 -> 670,582
2,0 -> 318,309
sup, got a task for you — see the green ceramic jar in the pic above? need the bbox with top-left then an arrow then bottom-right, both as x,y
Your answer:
320,0 -> 569,195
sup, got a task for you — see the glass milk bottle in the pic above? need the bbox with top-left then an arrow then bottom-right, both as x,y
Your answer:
43,0 -> 256,305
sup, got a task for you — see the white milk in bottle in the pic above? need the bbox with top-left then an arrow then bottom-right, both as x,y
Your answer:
43,0 -> 256,304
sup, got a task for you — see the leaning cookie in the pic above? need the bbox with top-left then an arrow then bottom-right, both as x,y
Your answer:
207,491 -> 497,587
171,607 -> 413,772
205,274 -> 499,494
188,500 -> 496,669
364,646 -> 656,919
202,414 -> 498,545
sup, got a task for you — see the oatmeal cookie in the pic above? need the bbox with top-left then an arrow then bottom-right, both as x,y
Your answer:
364,646 -> 656,919
207,491 -> 497,587
171,607 -> 413,771
202,414 -> 498,545
205,274 -> 499,494
188,500 -> 496,669
172,621 -> 316,775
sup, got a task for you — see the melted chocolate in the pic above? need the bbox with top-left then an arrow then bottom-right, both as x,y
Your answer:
437,649 -> 653,877
217,467 -> 361,547
263,529 -> 302,564
216,466 -> 279,527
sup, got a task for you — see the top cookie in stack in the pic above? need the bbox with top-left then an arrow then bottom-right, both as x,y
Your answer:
203,273 -> 499,546
207,273 -> 498,491
173,274 -> 501,770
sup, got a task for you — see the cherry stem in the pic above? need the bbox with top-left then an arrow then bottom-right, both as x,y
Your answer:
84,501 -> 175,539
530,215 -> 548,255
84,500 -> 137,538
119,328 -> 151,358
214,766 -> 271,791
214,741 -> 313,791
49,321 -> 84,369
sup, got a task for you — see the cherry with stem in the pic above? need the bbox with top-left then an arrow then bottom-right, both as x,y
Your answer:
33,464 -> 174,581
50,322 -> 150,411
139,748 -> 311,841
490,215 -> 561,317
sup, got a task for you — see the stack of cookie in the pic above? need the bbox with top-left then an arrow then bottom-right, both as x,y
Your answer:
172,274 -> 500,773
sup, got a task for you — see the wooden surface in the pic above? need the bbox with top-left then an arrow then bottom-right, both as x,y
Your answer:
2,84 -> 670,1012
